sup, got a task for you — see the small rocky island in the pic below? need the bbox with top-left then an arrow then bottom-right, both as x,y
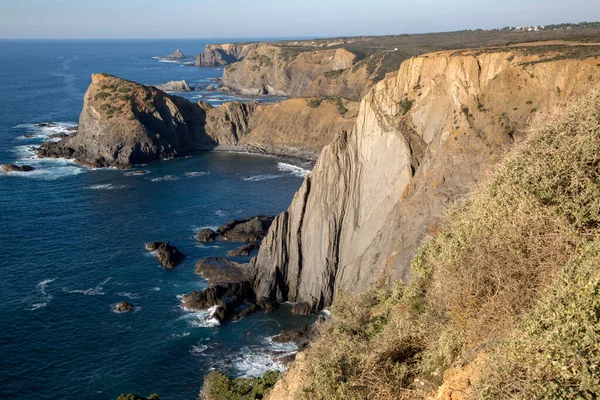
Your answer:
36,73 -> 219,169
156,80 -> 192,92
114,301 -> 134,313
1,164 -> 34,172
145,241 -> 185,269
165,49 -> 185,59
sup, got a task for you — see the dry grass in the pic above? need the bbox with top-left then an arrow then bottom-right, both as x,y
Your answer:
298,89 -> 600,399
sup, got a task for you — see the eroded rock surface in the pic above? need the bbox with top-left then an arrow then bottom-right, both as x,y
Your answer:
248,47 -> 600,313
37,74 -> 217,168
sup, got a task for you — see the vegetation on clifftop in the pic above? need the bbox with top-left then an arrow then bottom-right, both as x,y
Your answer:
295,90 -> 600,399
199,371 -> 280,400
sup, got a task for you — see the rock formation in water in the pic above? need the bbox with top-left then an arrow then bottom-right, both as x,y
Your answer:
155,80 -> 192,92
247,45 -> 600,313
196,43 -> 262,67
145,241 -> 185,269
166,49 -> 185,59
1,164 -> 34,172
36,74 -> 358,168
36,74 -> 217,168
115,301 -> 134,312
195,216 -> 275,243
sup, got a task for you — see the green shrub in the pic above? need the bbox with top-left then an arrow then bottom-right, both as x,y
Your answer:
324,69 -> 346,79
117,394 -> 159,400
118,87 -> 132,93
307,98 -> 323,108
200,370 -> 279,400
400,99 -> 413,115
334,97 -> 348,115
95,92 -> 110,100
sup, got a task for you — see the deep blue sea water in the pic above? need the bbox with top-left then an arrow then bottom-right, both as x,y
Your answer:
0,40 -> 313,399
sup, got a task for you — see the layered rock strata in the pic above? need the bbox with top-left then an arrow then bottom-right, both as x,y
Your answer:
247,46 -> 600,312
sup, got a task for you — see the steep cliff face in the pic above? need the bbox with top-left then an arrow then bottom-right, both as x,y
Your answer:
248,46 -> 600,311
37,74 -> 216,168
204,98 -> 358,160
240,98 -> 358,160
221,45 -> 356,96
196,43 -> 262,67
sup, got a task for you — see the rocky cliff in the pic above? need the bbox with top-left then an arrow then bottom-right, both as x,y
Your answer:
37,74 -> 359,168
221,45 -> 357,96
37,74 -> 216,168
196,43 -> 262,67
204,98 -> 358,160
248,44 -> 600,312
37,74 -> 217,168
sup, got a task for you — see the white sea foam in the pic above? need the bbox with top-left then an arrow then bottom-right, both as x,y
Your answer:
242,174 -> 281,182
191,344 -> 209,354
179,305 -> 220,328
151,287 -> 161,291
27,279 -> 56,311
66,277 -> 111,296
13,122 -> 78,141
277,162 -> 311,178
232,340 -> 298,377
151,175 -> 180,182
28,303 -> 48,311
117,292 -> 140,300
124,170 -> 151,177
195,243 -> 221,249
185,171 -> 210,177
6,145 -> 85,180
87,184 -> 127,190
193,225 -> 219,233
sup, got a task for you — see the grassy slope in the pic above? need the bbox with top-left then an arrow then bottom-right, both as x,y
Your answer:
296,89 -> 600,399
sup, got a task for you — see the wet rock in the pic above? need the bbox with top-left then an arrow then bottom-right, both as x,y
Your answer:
216,216 -> 275,242
1,164 -> 34,172
181,281 -> 256,323
205,85 -> 216,92
227,243 -> 259,257
145,242 -> 184,268
273,314 -> 329,350
231,303 -> 258,321
196,228 -> 217,243
195,257 -> 247,284
115,301 -> 134,312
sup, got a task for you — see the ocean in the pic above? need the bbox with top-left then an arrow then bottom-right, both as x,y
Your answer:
0,39 -> 313,399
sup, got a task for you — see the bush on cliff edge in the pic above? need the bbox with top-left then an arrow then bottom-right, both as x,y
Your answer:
299,90 -> 600,399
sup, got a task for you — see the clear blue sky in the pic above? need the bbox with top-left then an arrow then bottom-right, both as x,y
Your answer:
0,0 -> 598,39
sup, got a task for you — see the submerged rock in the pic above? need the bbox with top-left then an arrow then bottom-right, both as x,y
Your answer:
1,164 -> 34,172
145,241 -> 184,268
115,301 -> 134,312
227,243 -> 259,257
156,80 -> 192,92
